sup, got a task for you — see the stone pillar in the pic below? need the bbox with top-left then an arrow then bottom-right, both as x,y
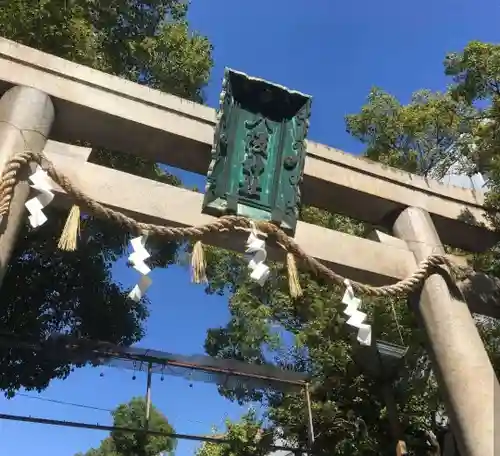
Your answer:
393,207 -> 498,456
0,86 -> 54,287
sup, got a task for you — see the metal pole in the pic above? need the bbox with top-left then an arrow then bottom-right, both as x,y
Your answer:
381,383 -> 401,441
145,362 -> 152,430
304,382 -> 315,452
382,384 -> 407,455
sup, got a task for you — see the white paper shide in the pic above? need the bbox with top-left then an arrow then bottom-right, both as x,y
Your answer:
128,235 -> 152,302
245,222 -> 270,286
25,165 -> 55,228
342,279 -> 372,346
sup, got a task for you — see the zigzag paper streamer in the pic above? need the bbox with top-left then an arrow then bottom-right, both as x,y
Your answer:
128,235 -> 152,302
342,279 -> 372,346
25,166 -> 55,228
128,275 -> 152,302
245,222 -> 270,286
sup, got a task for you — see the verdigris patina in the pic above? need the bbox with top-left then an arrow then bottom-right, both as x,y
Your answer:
202,68 -> 312,235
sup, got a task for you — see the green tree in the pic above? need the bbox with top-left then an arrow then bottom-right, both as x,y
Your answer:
345,88 -> 473,178
76,397 -> 176,456
346,41 -> 500,287
195,410 -> 272,456
201,41 -> 500,455
0,0 -> 212,396
203,215 -> 428,455
445,42 -> 500,240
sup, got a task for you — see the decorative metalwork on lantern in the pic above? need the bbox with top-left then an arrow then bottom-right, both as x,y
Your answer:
202,68 -> 312,235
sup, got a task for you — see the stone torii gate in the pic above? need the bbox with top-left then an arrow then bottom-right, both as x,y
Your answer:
0,38 -> 498,456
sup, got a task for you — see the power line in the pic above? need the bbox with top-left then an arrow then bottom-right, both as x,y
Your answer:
16,393 -> 112,413
0,413 -> 304,453
15,393 -> 226,428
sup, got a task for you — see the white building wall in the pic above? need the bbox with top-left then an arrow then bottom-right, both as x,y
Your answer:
437,155 -> 489,192
437,126 -> 492,192
267,436 -> 299,456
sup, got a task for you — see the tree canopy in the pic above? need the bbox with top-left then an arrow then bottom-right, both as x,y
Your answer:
0,0 -> 213,396
199,41 -> 500,455
75,397 -> 176,456
195,410 -> 271,456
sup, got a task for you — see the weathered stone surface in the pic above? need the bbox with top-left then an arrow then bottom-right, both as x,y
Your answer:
0,37 -> 495,251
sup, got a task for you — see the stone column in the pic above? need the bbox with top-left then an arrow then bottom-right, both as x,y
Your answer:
393,207 -> 498,456
0,86 -> 54,287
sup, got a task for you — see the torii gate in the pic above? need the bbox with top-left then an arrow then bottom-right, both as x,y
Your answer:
0,38 -> 498,456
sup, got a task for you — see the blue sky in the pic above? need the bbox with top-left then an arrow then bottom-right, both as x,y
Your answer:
1,0 -> 499,455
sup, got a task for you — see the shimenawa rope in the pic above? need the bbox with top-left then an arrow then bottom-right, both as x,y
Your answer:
0,150 -> 462,298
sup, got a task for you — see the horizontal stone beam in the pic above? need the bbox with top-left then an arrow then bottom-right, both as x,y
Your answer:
0,38 -> 496,253
42,141 -> 500,318
43,143 -> 415,287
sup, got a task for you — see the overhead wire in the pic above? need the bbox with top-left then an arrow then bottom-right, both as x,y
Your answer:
15,393 -> 112,413
13,392 -> 227,428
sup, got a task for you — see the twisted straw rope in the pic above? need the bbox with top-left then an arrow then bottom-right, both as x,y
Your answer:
0,150 -> 460,298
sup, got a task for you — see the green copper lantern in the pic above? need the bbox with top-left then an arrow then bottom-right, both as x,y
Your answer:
202,68 -> 312,236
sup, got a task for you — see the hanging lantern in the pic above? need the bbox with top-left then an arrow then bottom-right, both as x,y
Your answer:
202,68 -> 312,236
354,340 -> 408,381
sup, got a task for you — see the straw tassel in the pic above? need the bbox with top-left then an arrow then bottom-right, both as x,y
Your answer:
287,252 -> 303,298
57,205 -> 81,251
191,240 -> 207,284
